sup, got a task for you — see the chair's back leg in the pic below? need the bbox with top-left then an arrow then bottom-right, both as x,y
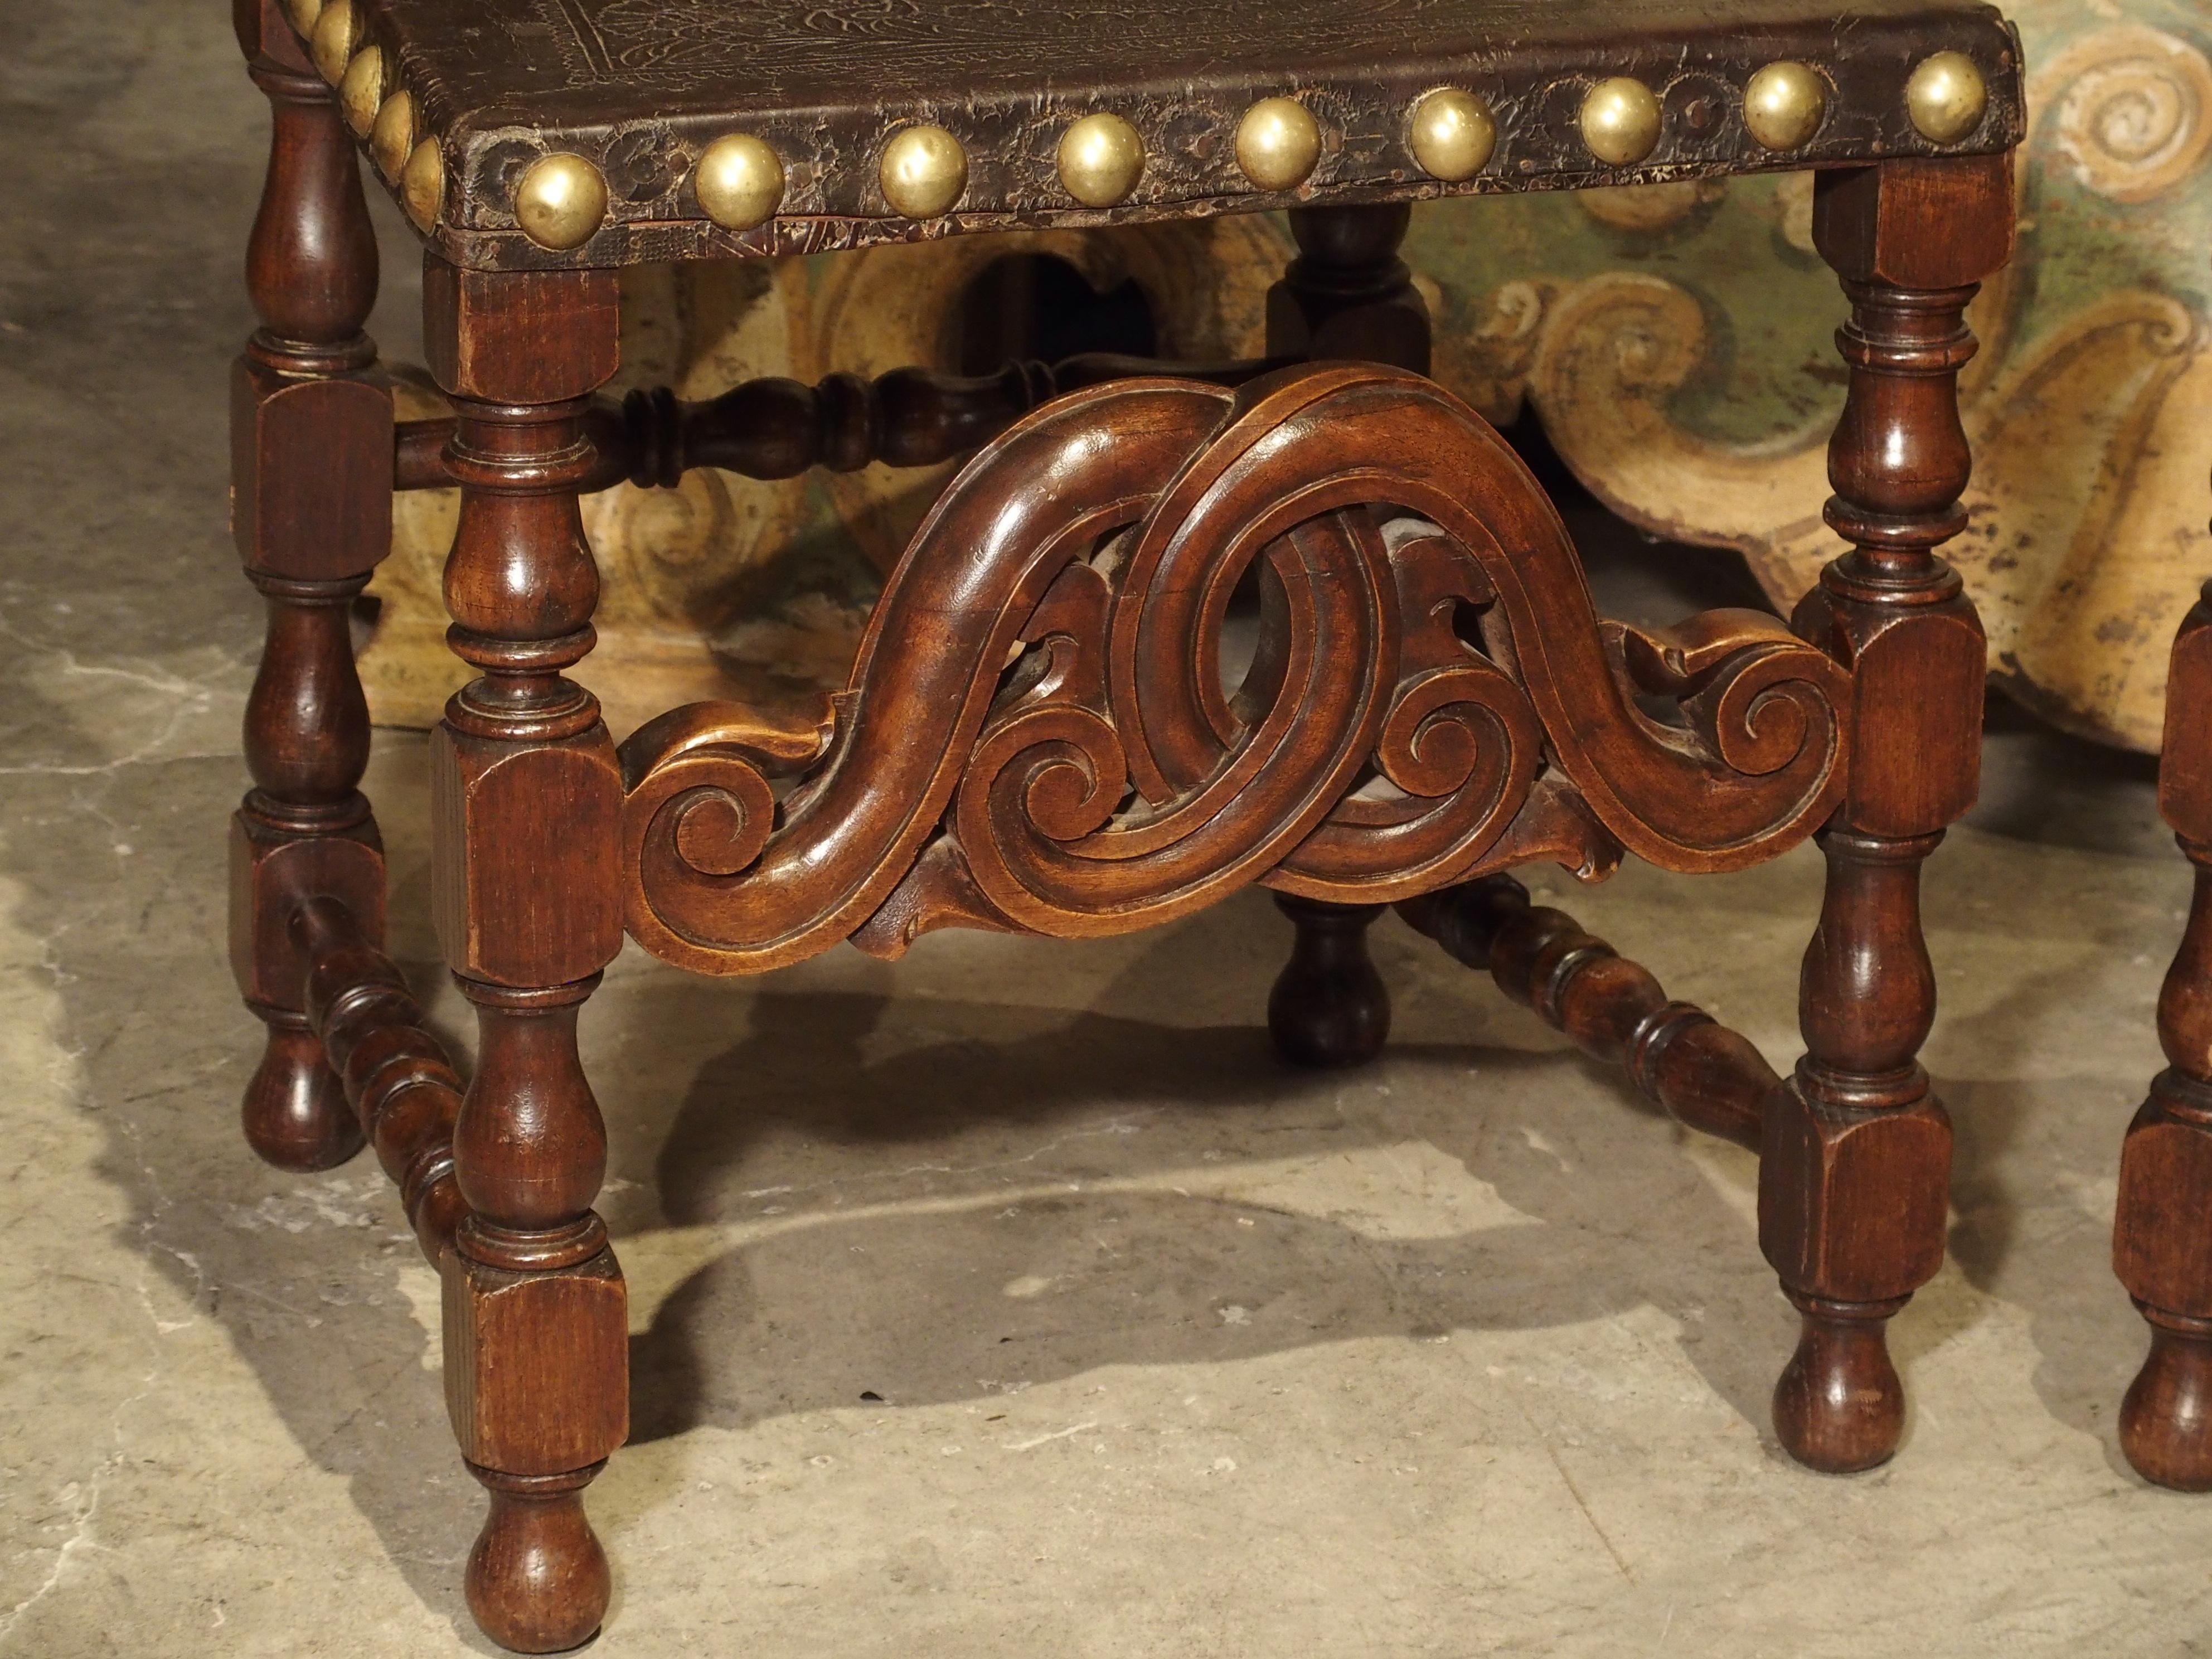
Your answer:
229,0 -> 390,1171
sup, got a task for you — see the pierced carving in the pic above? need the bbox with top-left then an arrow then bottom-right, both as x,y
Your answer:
617,363 -> 1852,976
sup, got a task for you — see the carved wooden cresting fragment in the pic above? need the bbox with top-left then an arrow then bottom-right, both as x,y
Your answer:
614,362 -> 1854,972
231,0 -> 2029,1649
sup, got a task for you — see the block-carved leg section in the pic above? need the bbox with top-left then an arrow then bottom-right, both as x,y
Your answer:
1261,203 -> 1430,1067
1400,874 -> 1775,1152
1760,155 -> 2015,1472
229,1 -> 391,1171
426,259 -> 627,1653
2116,586 -> 2212,1489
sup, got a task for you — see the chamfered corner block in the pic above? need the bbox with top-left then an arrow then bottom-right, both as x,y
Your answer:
442,1245 -> 629,1477
230,358 -> 394,580
227,810 -> 386,1010
1759,1080 -> 1953,1306
428,725 -> 624,989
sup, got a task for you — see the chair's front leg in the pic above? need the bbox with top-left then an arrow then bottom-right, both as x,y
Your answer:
1763,155 -> 2015,1472
2115,585 -> 2212,1489
423,258 -> 629,1653
1262,203 -> 1427,1066
230,1 -> 390,1170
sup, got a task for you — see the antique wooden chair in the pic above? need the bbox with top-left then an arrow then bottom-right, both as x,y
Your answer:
230,0 -> 2024,1646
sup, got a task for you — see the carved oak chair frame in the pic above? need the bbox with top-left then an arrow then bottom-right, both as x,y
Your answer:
229,0 -> 2024,1647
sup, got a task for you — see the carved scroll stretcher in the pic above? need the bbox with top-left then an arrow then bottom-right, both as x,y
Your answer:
617,363 -> 1853,976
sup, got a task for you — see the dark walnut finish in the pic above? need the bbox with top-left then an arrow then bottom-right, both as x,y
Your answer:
424,258 -> 629,1653
322,0 -> 2020,270
230,1 -> 390,1172
391,351 -> 1289,493
1772,152 -> 2013,1471
1401,875 -> 1774,1153
2116,584 -> 2212,1490
232,0 -> 2029,1648
1264,203 -> 1430,1069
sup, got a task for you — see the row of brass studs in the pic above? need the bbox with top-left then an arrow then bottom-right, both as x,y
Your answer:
293,0 -> 1990,252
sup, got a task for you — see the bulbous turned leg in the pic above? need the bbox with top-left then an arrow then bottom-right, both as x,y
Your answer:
1758,153 -> 2012,1475
1772,1291 -> 1909,1473
2121,1307 -> 2212,1491
466,1465 -> 614,1654
1268,894 -> 1390,1068
241,1008 -> 363,1171
428,259 -> 628,1652
230,11 -> 387,1175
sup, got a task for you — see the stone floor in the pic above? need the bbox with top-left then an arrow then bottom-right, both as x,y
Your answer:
7,4 -> 2212,1657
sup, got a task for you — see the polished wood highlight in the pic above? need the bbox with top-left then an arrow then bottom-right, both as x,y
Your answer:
2115,579 -> 2212,1489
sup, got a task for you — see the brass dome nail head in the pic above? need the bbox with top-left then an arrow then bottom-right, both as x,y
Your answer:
371,89 -> 415,182
339,45 -> 384,138
1743,61 -> 1828,152
1408,88 -> 1497,182
1907,51 -> 1988,144
1058,112 -> 1146,208
515,153 -> 610,251
1582,76 -> 1663,167
309,0 -> 357,85
695,133 -> 786,231
880,124 -> 968,219
402,138 -> 444,235
1236,96 -> 1322,192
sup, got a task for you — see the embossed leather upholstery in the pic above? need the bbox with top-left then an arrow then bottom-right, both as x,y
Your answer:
316,0 -> 2024,269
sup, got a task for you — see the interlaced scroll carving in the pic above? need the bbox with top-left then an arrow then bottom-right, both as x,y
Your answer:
617,364 -> 1853,976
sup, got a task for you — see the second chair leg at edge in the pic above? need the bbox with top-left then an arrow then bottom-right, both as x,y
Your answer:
2116,831 -> 2212,1490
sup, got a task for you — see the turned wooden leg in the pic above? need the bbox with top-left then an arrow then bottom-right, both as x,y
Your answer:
425,258 -> 628,1652
229,3 -> 391,1171
1269,894 -> 1390,1067
1262,203 -> 1427,1068
1761,156 -> 2015,1472
2115,589 -> 2212,1488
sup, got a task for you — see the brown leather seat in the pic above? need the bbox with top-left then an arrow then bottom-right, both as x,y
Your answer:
294,0 -> 2022,268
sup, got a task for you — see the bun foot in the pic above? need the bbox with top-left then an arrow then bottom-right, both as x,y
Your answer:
2121,1306 -> 2212,1490
465,1465 -> 612,1655
242,1013 -> 363,1172
1772,1291 -> 1909,1473
1268,895 -> 1390,1068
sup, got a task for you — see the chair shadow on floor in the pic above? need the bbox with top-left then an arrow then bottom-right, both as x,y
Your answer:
611,903 -> 1812,1461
